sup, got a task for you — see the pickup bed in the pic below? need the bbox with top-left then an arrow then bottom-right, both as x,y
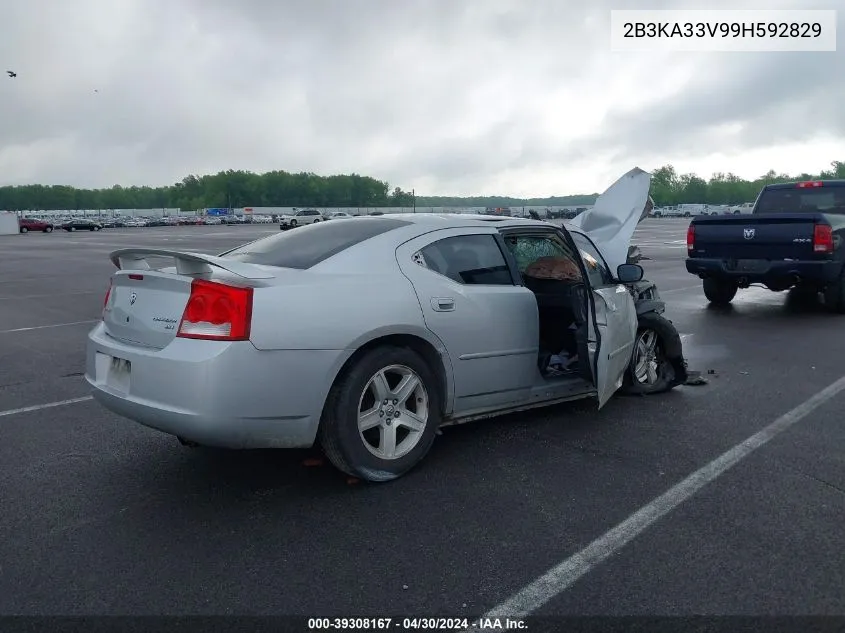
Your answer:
685,180 -> 845,312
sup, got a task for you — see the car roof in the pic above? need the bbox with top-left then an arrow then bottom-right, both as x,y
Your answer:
369,213 -> 562,231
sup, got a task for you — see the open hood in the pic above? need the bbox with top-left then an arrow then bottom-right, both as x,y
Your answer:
568,167 -> 652,272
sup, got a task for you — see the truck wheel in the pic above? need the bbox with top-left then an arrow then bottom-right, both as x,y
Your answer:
823,273 -> 845,314
319,346 -> 442,482
703,278 -> 737,305
622,313 -> 682,395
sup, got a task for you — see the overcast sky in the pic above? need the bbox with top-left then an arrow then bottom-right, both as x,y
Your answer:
0,0 -> 842,197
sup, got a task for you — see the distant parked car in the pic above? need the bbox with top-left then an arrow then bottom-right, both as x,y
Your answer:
61,218 -> 103,232
178,217 -> 204,226
324,211 -> 353,220
19,217 -> 54,233
279,208 -> 324,230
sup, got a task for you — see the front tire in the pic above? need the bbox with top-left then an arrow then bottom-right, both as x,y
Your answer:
319,346 -> 442,482
44,226 -> 53,233
703,278 -> 737,305
20,227 -> 28,233
69,226 -> 75,232
622,313 -> 681,395
290,219 -> 298,227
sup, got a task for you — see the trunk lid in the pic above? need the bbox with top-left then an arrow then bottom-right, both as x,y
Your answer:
103,248 -> 277,349
690,213 -> 824,260
103,271 -> 192,349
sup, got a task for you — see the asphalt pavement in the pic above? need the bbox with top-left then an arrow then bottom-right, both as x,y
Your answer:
0,219 -> 842,618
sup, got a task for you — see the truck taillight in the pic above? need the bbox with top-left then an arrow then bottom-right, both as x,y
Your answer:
686,224 -> 695,252
177,279 -> 253,341
813,224 -> 834,254
797,181 -> 823,188
102,279 -> 113,319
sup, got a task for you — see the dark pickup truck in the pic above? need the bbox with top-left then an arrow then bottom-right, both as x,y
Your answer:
685,180 -> 845,312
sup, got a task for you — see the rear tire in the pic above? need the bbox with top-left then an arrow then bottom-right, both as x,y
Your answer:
44,226 -> 53,233
789,285 -> 819,303
20,227 -> 28,233
319,346 -> 442,482
703,278 -> 737,305
823,271 -> 845,314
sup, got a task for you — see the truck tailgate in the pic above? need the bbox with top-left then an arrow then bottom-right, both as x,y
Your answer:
690,214 -> 820,260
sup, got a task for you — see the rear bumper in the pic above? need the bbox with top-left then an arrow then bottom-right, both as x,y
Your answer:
85,322 -> 347,449
685,258 -> 841,285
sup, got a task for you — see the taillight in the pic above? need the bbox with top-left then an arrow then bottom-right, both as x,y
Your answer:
177,279 -> 253,341
687,224 -> 695,252
797,181 -> 823,188
813,224 -> 834,254
102,279 -> 113,319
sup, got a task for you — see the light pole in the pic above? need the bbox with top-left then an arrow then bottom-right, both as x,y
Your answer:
412,189 -> 416,213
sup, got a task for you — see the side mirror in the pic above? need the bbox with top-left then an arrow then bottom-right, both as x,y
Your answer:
616,263 -> 644,283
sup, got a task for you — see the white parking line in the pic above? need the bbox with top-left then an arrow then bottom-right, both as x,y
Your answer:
0,320 -> 98,334
474,374 -> 845,622
0,396 -> 94,418
660,284 -> 702,294
0,291 -> 102,300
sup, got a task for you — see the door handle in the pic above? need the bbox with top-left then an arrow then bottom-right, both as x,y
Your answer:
431,297 -> 455,312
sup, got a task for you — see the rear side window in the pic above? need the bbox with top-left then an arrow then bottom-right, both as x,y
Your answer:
221,218 -> 410,269
755,187 -> 845,214
419,235 -> 513,285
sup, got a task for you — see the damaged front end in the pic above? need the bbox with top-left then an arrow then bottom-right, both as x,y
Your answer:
571,167 -> 694,392
624,280 -> 689,391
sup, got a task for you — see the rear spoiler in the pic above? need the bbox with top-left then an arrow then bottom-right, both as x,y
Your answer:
109,248 -> 276,280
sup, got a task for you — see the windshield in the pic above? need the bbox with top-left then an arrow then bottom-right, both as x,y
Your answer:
220,217 -> 410,269
755,187 -> 845,214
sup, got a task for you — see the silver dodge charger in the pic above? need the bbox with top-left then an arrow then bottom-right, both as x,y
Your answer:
86,168 -> 687,481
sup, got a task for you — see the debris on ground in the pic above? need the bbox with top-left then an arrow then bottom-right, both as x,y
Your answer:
684,370 -> 708,386
739,371 -> 749,375
302,457 -> 324,467
707,369 -> 716,375
402,585 -> 409,590
346,477 -> 360,485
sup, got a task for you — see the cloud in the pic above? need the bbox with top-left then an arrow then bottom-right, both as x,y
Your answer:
0,0 -> 841,196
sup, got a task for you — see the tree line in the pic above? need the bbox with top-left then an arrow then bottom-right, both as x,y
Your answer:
0,161 -> 842,211
650,161 -> 845,207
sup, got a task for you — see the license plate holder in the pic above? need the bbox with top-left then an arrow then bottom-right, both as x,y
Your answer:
107,356 -> 131,392
726,259 -> 769,273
